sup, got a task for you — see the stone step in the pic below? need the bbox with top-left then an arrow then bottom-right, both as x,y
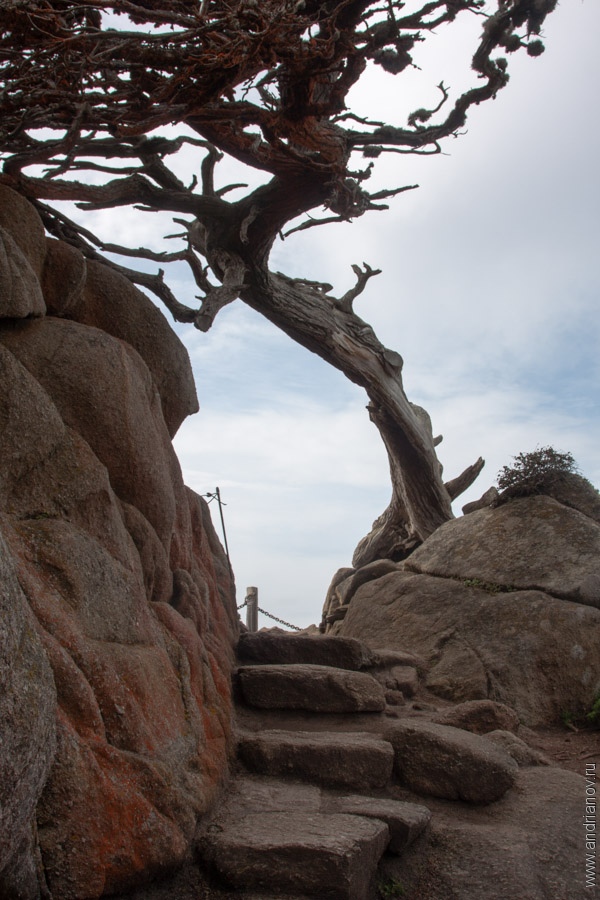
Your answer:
234,703 -> 397,739
237,632 -> 375,670
321,793 -> 431,855
237,729 -> 394,790
207,774 -> 431,851
198,775 -> 431,899
200,809 -> 389,900
237,663 -> 386,713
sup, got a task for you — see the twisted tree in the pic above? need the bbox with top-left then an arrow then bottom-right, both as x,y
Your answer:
0,0 -> 557,565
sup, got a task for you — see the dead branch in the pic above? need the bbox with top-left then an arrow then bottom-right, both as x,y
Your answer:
336,263 -> 382,314
445,457 -> 486,501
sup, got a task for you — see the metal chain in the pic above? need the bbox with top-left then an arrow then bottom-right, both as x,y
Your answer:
236,597 -> 302,631
256,605 -> 302,631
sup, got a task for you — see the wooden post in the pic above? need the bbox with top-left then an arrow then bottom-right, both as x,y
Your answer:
246,586 -> 258,632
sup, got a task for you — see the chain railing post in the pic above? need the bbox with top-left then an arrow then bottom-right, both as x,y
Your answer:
246,586 -> 258,632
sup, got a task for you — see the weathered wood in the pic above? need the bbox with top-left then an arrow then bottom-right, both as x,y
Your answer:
246,586 -> 258,633
445,457 -> 486,501
237,264 -> 454,560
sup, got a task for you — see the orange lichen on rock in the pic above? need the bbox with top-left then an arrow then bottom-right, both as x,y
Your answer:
0,186 -> 238,899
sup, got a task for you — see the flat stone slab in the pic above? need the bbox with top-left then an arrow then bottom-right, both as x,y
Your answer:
323,794 -> 431,854
237,633 -> 375,669
238,730 -> 394,790
200,810 -> 388,900
385,719 -> 518,804
238,664 -> 386,713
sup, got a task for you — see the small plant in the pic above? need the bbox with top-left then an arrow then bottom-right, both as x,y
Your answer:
585,694 -> 600,728
496,446 -> 579,498
378,876 -> 406,899
560,695 -> 600,731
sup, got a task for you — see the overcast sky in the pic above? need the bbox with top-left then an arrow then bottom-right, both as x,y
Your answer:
50,2 -> 599,630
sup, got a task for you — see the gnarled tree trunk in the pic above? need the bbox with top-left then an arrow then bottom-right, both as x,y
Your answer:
196,188 -> 480,565
0,0 -> 555,566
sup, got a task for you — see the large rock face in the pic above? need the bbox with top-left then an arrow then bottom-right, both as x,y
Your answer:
0,531 -> 56,900
0,187 -> 238,899
407,492 -> 600,605
331,489 -> 600,726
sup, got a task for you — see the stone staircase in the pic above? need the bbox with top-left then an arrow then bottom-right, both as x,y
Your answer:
197,633 -> 432,900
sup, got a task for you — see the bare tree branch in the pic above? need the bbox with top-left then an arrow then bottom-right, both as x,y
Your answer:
336,263 -> 382,314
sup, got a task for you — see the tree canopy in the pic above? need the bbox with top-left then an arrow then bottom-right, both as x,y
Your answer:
0,0 -> 558,564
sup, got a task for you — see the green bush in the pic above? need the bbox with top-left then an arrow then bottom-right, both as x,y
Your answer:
496,446 -> 578,498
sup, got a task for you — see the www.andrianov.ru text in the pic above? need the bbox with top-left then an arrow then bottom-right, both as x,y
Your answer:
585,762 -> 596,890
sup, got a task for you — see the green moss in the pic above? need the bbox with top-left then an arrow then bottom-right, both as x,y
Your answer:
462,577 -> 517,594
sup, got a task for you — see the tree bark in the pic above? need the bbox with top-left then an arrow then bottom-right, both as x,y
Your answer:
235,262 -> 455,564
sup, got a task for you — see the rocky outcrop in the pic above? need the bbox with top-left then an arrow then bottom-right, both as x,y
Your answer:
322,559 -> 400,629
406,492 -> 600,605
333,570 -> 600,725
484,730 -> 551,767
0,226 -> 46,320
329,485 -> 600,726
75,259 -> 199,437
0,187 -> 238,899
431,699 -> 520,734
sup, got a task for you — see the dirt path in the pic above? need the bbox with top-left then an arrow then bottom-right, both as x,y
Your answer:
521,724 -> 599,773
